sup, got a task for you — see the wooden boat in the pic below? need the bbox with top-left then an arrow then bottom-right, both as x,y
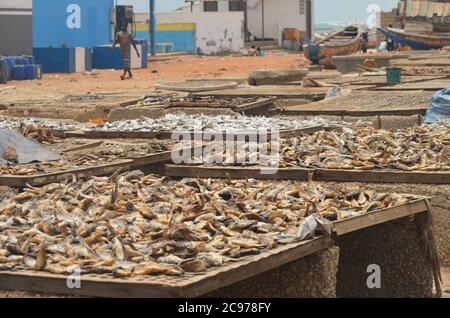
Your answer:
304,26 -> 362,63
377,27 -> 450,50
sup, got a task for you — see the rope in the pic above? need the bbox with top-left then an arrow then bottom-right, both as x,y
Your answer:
414,199 -> 443,298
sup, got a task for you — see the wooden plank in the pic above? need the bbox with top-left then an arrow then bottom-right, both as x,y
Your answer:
316,169 -> 450,184
62,141 -> 104,153
333,199 -> 429,236
192,87 -> 328,100
276,108 -> 428,117
181,236 -> 333,297
0,160 -> 133,188
166,165 -> 314,181
167,166 -> 450,184
0,236 -> 332,298
69,126 -> 323,141
279,125 -> 323,138
131,143 -> 206,167
233,97 -> 276,113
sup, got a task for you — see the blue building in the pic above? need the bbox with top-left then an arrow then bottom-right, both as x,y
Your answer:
33,0 -> 114,48
32,0 -> 117,73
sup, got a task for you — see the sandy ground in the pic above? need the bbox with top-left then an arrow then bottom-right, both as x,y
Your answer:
0,54 -> 305,101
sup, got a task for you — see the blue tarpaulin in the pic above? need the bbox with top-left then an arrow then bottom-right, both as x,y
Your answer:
425,88 -> 450,123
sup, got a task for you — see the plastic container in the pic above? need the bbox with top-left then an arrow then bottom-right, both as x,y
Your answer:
23,55 -> 35,65
14,57 -> 30,66
4,57 -> 15,80
0,58 -> 9,83
13,65 -> 26,80
24,64 -> 36,80
386,67 -> 402,84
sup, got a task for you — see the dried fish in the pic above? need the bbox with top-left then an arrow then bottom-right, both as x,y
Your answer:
0,175 -> 418,278
200,123 -> 449,172
87,114 -> 349,133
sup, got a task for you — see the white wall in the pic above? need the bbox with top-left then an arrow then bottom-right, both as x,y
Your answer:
156,11 -> 245,55
247,0 -> 313,44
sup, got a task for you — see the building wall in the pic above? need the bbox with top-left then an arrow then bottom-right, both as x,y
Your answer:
0,0 -> 32,55
400,0 -> 450,18
155,23 -> 196,53
182,0 -> 314,45
33,0 -> 114,48
247,0 -> 314,44
152,11 -> 245,54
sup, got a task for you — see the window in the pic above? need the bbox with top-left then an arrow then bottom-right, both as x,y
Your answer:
229,0 -> 245,12
204,1 -> 218,12
300,0 -> 305,14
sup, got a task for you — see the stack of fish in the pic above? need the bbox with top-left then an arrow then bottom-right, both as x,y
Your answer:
87,115 -> 348,133
199,124 -> 449,172
0,175 -> 416,277
279,125 -> 449,171
0,139 -> 174,176
0,117 -> 81,131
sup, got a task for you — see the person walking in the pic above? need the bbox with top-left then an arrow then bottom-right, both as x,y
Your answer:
112,23 -> 140,80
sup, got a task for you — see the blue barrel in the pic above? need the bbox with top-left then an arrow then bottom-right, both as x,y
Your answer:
0,58 -> 9,83
13,65 -> 26,80
14,57 -> 29,65
24,64 -> 36,80
23,55 -> 35,65
4,57 -> 15,80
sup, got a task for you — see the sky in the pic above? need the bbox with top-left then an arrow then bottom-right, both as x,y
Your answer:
121,0 -> 399,23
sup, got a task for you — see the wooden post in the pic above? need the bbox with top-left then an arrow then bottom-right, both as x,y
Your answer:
261,0 -> 265,41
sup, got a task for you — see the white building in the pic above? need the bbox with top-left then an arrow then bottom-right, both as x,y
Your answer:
0,0 -> 32,55
180,0 -> 314,43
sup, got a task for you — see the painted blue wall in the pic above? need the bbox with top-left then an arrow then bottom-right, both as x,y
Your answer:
33,0 -> 114,48
155,31 -> 195,53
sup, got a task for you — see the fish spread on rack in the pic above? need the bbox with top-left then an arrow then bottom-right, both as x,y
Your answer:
279,125 -> 449,171
0,117 -> 82,131
140,95 -> 261,108
0,138 -> 174,176
0,175 -> 417,277
196,124 -> 449,172
86,114 -> 349,133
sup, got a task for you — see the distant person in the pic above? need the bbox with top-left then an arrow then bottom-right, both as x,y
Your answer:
247,46 -> 258,56
386,24 -> 395,52
257,47 -> 266,56
112,23 -> 140,80
360,32 -> 369,53
378,40 -> 388,52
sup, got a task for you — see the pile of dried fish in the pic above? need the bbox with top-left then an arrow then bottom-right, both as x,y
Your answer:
19,124 -> 54,143
0,175 -> 417,277
0,138 -> 174,176
87,114 -> 346,133
142,95 -> 259,109
279,125 -> 449,171
197,125 -> 449,172
0,117 -> 81,131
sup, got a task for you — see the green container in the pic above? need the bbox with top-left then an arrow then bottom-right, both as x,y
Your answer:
386,67 -> 402,84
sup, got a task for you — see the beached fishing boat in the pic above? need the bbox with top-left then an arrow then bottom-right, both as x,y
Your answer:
304,26 -> 362,63
377,28 -> 450,50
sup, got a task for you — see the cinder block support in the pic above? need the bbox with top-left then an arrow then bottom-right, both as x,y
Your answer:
335,214 -> 436,298
205,247 -> 340,298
